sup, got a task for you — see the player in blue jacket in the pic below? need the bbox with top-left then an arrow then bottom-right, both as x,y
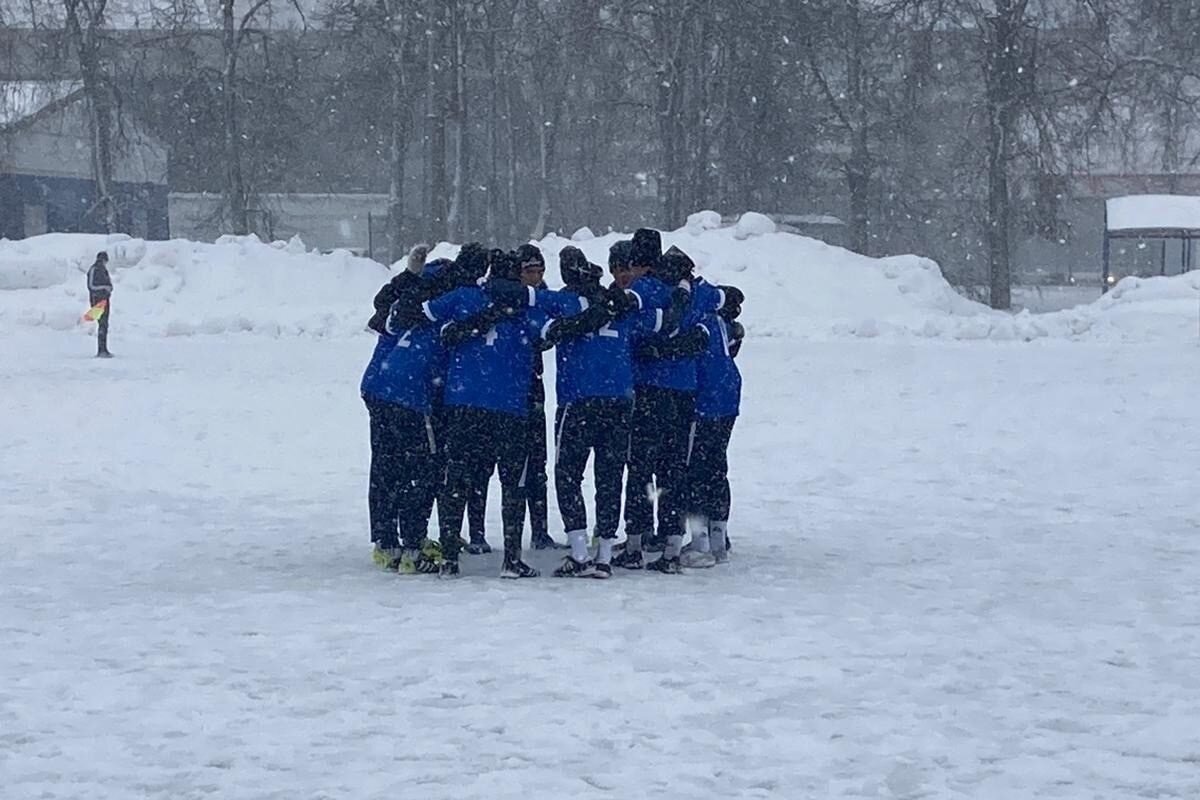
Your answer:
415,256 -> 471,558
540,246 -> 659,578
408,249 -> 586,578
615,232 -> 743,573
461,244 -> 573,555
680,310 -> 744,568
361,246 -> 443,572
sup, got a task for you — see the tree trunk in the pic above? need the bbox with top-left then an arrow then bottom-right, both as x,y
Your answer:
222,0 -> 249,236
426,1 -> 448,244
531,95 -> 551,239
387,44 -> 408,263
846,139 -> 872,255
504,75 -> 519,240
983,2 -> 1027,311
845,0 -> 871,255
65,0 -> 117,233
484,26 -> 498,242
446,0 -> 468,241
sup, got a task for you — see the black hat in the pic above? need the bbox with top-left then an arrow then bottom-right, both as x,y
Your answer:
630,228 -> 662,269
655,245 -> 695,283
96,251 -> 109,262
489,249 -> 523,281
453,242 -> 489,284
608,240 -> 633,271
515,243 -> 545,269
559,246 -> 602,286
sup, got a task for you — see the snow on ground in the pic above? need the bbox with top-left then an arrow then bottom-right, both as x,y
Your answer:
4,224 -> 1200,797
3,327 -> 1200,799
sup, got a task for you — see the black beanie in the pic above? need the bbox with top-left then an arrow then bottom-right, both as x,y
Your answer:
608,240 -> 633,271
559,246 -> 602,286
489,249 -> 523,281
655,245 -> 695,283
515,243 -> 545,269
454,242 -> 489,284
630,228 -> 662,269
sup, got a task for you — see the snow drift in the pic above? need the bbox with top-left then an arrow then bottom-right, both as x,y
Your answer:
0,233 -> 389,338
2,215 -> 1197,341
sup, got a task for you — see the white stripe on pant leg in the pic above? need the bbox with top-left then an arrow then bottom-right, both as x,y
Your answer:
554,403 -> 569,467
518,457 -> 529,489
424,416 -> 437,454
685,420 -> 697,467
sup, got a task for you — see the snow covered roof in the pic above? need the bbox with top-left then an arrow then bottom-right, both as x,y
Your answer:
0,81 -> 82,129
1106,195 -> 1200,235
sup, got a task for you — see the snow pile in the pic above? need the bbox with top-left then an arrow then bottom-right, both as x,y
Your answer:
1037,271 -> 1200,342
3,215 -> 1199,342
0,233 -> 388,337
732,211 -> 777,239
685,209 -> 723,233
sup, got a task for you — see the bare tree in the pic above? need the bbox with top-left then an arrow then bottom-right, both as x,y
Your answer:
63,0 -> 117,233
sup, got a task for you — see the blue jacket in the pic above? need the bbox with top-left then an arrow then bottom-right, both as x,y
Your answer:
423,286 -> 582,416
360,333 -> 399,402
632,277 -> 722,392
695,315 -> 742,419
362,322 -> 445,414
556,301 -> 662,405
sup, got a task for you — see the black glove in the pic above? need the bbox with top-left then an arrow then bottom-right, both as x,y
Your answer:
541,304 -> 612,350
718,285 -> 745,307
369,272 -> 428,333
386,298 -> 428,333
718,302 -> 742,321
602,285 -> 639,317
659,286 -> 690,334
441,302 -> 523,344
728,320 -> 745,358
635,325 -> 709,361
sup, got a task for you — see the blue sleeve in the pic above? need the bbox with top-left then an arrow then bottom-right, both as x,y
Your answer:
635,306 -> 664,336
534,288 -> 587,318
630,277 -> 669,310
693,280 -> 722,315
423,287 -> 486,322
528,308 -> 552,340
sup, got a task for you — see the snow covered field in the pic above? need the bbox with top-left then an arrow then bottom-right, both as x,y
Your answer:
4,325 -> 1200,799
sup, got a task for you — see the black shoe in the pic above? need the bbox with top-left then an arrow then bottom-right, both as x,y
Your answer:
465,536 -> 492,555
500,559 -> 540,579
438,560 -> 460,579
532,534 -> 569,550
646,555 -> 681,574
96,351 -> 114,359
643,536 -> 667,553
414,554 -> 441,574
552,556 -> 596,578
612,549 -> 643,570
591,562 -> 613,580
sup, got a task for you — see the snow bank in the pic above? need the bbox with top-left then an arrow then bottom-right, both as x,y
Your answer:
3,218 -> 1198,342
0,233 -> 388,338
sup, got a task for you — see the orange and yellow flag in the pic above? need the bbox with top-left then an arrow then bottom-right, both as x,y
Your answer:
81,299 -> 108,322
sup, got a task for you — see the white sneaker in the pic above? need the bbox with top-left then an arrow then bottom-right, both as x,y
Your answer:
679,549 -> 717,569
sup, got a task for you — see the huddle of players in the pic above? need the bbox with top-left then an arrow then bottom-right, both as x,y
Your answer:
360,227 -> 744,579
